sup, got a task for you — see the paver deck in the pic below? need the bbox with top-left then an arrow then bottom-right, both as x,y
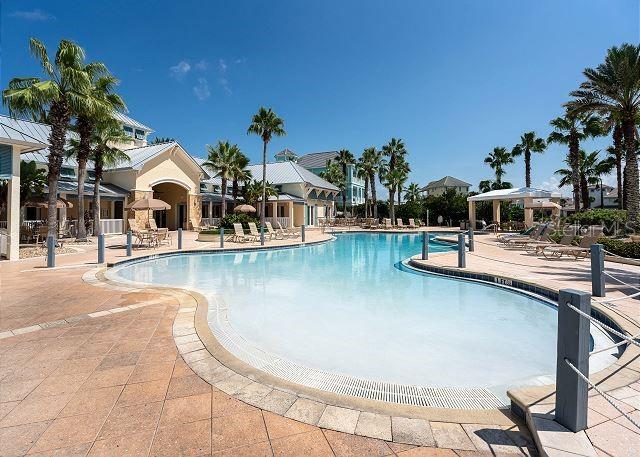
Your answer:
1,228 -> 636,455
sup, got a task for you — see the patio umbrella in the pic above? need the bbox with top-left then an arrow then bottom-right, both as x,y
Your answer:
24,197 -> 74,209
233,204 -> 256,213
125,198 -> 171,227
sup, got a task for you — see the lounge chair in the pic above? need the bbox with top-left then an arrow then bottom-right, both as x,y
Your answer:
397,219 -> 409,230
525,225 -> 578,255
499,224 -> 547,246
265,222 -> 285,240
231,223 -> 252,243
248,222 -> 269,241
369,219 -> 380,229
149,219 -> 171,246
277,221 -> 299,237
383,218 -> 393,229
542,227 -> 604,260
408,218 -> 418,229
496,224 -> 539,242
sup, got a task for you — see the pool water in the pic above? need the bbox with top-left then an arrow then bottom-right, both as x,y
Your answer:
110,233 -> 576,398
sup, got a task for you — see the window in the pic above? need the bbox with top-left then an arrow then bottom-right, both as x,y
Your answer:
123,126 -> 134,137
60,167 -> 75,178
100,208 -> 110,218
201,204 -> 209,218
114,201 -> 123,219
200,183 -> 208,192
135,129 -> 145,140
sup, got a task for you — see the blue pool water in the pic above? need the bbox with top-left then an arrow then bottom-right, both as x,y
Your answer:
110,233 -> 563,394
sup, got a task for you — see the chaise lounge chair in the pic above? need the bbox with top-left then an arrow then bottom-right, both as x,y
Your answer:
231,223 -> 252,243
265,222 -> 285,240
408,218 -> 418,229
396,219 -> 409,230
524,225 -> 578,255
248,222 -> 269,241
542,227 -> 604,260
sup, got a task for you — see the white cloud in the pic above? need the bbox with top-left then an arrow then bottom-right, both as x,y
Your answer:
218,77 -> 232,95
10,9 -> 55,21
169,61 -> 191,80
195,60 -> 208,71
218,59 -> 228,73
535,176 -> 567,197
234,57 -> 247,65
193,78 -> 210,100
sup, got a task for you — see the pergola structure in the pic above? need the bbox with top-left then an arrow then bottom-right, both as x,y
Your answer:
467,187 -> 562,229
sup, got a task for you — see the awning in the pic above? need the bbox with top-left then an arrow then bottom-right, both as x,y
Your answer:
467,187 -> 561,202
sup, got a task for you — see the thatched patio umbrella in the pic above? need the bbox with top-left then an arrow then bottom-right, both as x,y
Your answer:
24,197 -> 74,209
125,198 -> 171,227
233,204 -> 256,213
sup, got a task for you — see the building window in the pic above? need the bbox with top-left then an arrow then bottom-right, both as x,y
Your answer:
60,167 -> 75,178
201,204 -> 210,218
123,126 -> 134,137
114,201 -> 123,219
135,129 -> 145,140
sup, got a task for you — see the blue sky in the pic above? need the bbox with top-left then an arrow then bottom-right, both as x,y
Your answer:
2,0 -> 639,196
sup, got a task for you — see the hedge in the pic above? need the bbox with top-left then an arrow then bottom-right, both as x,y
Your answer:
597,237 -> 640,259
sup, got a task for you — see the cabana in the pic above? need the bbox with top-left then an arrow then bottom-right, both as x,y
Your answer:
467,187 -> 562,229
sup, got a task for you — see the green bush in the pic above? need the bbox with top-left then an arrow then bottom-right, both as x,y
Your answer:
396,200 -> 424,220
567,209 -> 627,235
598,237 -> 640,259
220,213 -> 260,229
199,229 -> 221,235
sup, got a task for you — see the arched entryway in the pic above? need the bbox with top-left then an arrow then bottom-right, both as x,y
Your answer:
152,181 -> 189,230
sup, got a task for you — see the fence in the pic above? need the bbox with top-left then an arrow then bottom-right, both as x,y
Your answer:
267,217 -> 291,228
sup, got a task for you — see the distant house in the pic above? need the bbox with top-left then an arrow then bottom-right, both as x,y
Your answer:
421,176 -> 471,197
295,151 -> 365,207
274,148 -> 298,163
588,184 -> 619,208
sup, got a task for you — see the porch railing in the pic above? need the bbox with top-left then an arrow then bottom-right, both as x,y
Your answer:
267,217 -> 290,228
99,219 -> 124,234
201,217 -> 221,228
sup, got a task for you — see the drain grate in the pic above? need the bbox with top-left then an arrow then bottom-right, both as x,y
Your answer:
207,296 -> 506,410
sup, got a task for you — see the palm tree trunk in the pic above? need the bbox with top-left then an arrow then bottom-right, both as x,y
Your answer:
613,123 -> 624,209
363,177 -> 369,217
600,179 -> 604,209
221,178 -> 227,218
370,174 -> 377,219
569,134 -> 581,212
260,140 -> 267,228
46,100 -> 71,239
232,179 -> 238,205
525,150 -> 531,188
622,118 -> 639,224
389,189 -> 395,224
397,186 -> 401,206
580,174 -> 590,210
75,116 -> 92,241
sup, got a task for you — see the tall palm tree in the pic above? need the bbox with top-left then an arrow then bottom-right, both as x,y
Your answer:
605,144 -> 624,208
90,117 -> 130,233
566,43 -> 640,222
404,183 -> 421,202
381,168 -> 404,223
361,147 -> 383,219
242,180 -> 277,208
511,132 -> 546,187
71,70 -> 125,240
395,157 -> 410,206
554,150 -> 612,209
230,152 -> 251,205
3,38 -> 93,237
335,149 -> 355,214
547,112 -> 602,212
381,138 -> 407,210
247,107 -> 285,228
355,157 -> 371,217
319,160 -> 346,206
483,147 -> 513,185
478,180 -> 493,193
203,141 -> 241,218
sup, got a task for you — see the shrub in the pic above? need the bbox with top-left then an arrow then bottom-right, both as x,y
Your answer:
220,213 -> 260,229
598,237 -> 640,259
396,200 -> 424,220
567,209 -> 628,235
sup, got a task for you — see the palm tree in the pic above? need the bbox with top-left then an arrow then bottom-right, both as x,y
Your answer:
404,182 -> 421,202
320,160 -> 346,201
243,179 -> 277,208
547,112 -> 602,212
381,168 -> 404,223
478,180 -> 493,193
511,132 -> 546,187
247,107 -> 286,229
605,144 -> 624,208
483,147 -> 513,185
230,152 -> 251,205
381,138 -> 407,210
335,149 -> 355,214
71,69 -> 125,241
3,38 -> 93,237
355,157 -> 371,217
566,43 -> 640,222
554,150 -> 612,209
90,117 -> 130,233
203,141 -> 242,218
395,157 -> 410,206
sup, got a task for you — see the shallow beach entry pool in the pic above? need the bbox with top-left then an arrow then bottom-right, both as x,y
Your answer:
109,233 -> 615,407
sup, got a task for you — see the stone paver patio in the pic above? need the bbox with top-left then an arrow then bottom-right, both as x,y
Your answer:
1,228 -> 637,455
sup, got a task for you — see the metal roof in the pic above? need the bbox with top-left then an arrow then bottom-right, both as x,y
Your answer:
109,141 -> 205,176
112,112 -> 154,132
423,176 -> 471,190
467,187 -> 562,202
296,150 -> 338,169
246,161 -> 339,191
0,115 -> 51,151
44,179 -> 129,198
22,149 -> 83,168
201,192 -> 235,203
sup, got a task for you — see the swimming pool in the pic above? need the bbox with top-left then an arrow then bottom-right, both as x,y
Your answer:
109,233 -> 615,406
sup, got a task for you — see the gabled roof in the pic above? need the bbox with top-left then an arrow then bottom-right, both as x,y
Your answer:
423,176 -> 471,190
108,141 -> 206,176
0,115 -> 51,151
296,150 -> 339,169
275,148 -> 298,159
112,112 -> 154,132
246,161 -> 339,191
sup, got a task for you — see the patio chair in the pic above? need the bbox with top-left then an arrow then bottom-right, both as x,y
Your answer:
542,227 -> 604,260
265,222 -> 285,240
396,219 -> 409,230
408,218 -> 418,229
248,222 -> 269,241
277,221 -> 299,237
383,218 -> 393,229
369,218 -> 380,229
525,225 -> 578,255
499,224 -> 546,246
231,223 -> 252,243
149,219 -> 171,245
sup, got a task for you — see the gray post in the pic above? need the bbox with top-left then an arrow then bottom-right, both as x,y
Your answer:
301,224 -> 306,242
98,234 -> 105,264
422,231 -> 428,260
46,235 -> 55,268
178,228 -> 183,250
220,227 -> 224,248
555,289 -> 591,432
468,229 -> 475,252
126,230 -> 132,256
457,233 -> 466,268
260,225 -> 265,245
590,244 -> 605,297
426,209 -> 429,227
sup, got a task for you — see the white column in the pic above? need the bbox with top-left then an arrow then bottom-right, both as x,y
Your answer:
7,146 -> 20,259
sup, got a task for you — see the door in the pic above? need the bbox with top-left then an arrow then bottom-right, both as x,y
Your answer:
178,204 -> 186,229
154,210 -> 167,228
